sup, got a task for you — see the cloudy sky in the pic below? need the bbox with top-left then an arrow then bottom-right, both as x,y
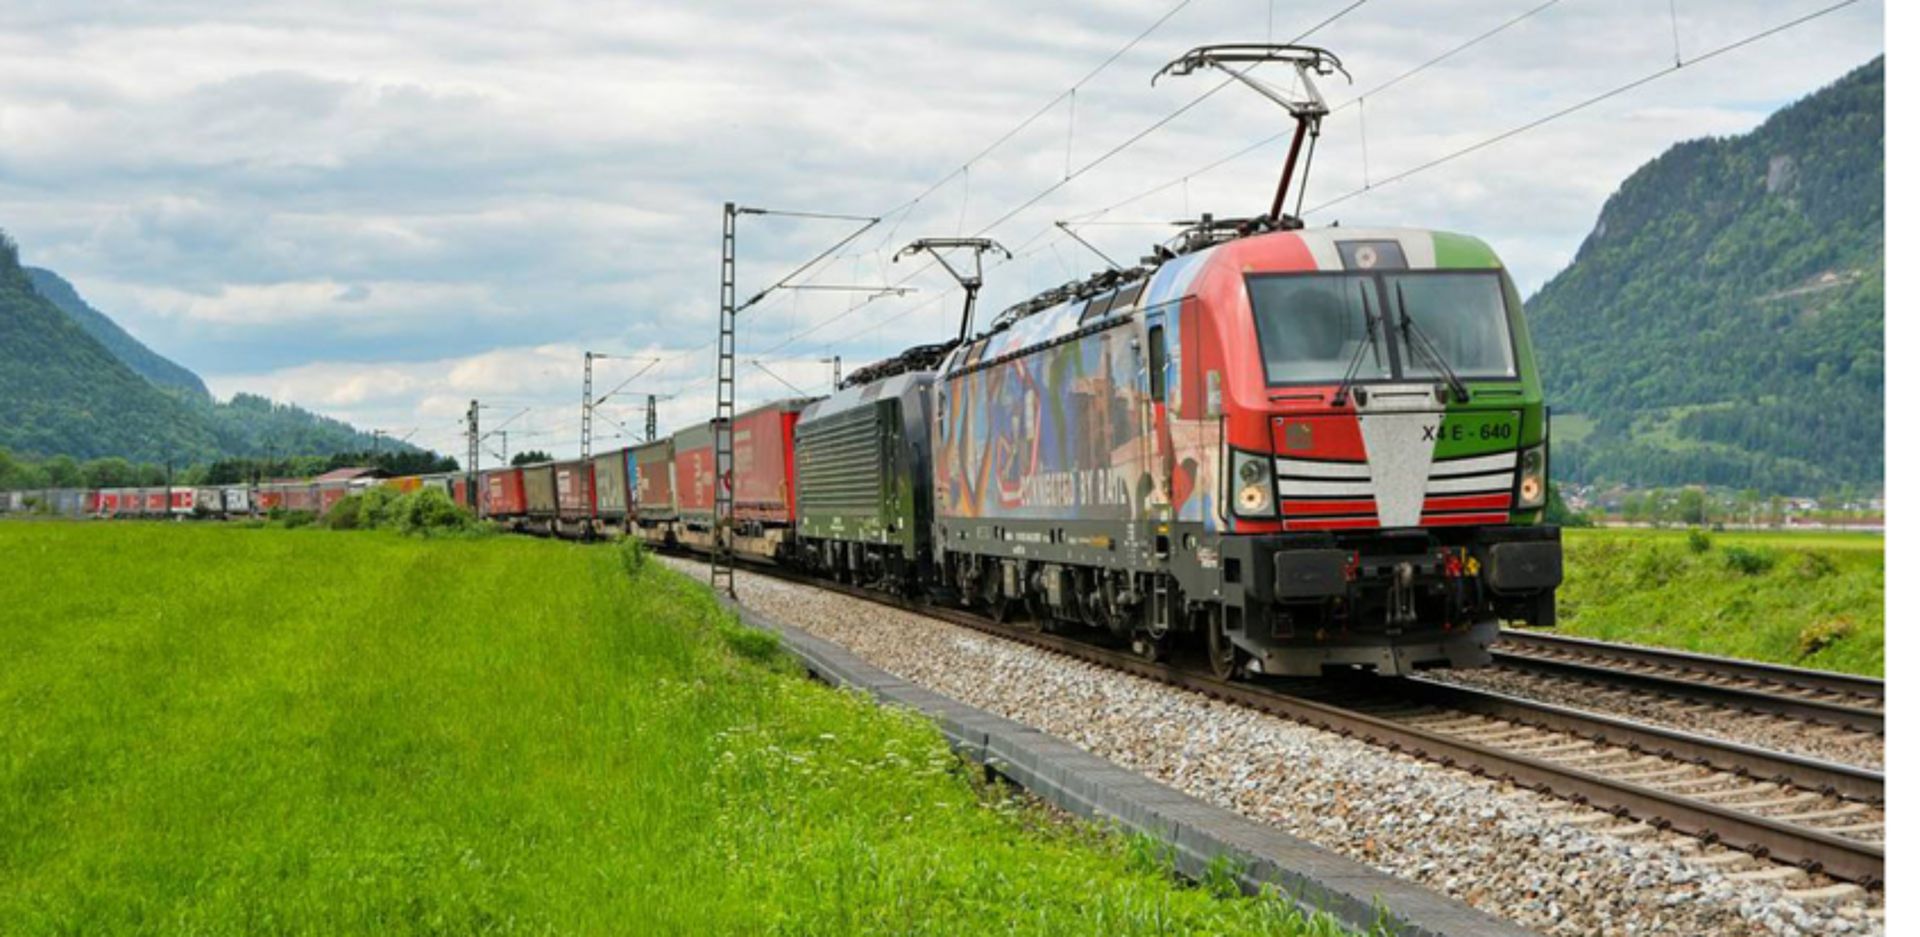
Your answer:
0,0 -> 1883,463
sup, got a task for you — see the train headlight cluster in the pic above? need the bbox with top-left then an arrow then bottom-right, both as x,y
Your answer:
1231,451 -> 1276,517
1517,444 -> 1547,510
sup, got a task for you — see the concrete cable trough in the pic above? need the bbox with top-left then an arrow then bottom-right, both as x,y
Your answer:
712,592 -> 1544,937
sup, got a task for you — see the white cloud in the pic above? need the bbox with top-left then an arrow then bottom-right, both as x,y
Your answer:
0,0 -> 1885,454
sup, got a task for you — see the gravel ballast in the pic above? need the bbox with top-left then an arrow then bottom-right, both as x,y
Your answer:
669,558 -> 1884,937
1430,667 -> 1884,770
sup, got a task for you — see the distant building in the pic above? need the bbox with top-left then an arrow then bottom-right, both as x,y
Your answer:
313,467 -> 387,484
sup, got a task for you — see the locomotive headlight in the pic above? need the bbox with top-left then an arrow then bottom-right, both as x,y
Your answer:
1517,444 -> 1547,510
1231,450 -> 1276,517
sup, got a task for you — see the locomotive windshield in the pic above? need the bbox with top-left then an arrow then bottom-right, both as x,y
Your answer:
1246,275 -> 1388,384
1387,272 -> 1517,380
1248,271 -> 1516,385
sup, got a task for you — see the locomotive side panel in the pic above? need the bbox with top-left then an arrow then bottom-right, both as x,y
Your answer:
934,303 -> 1161,571
795,373 -> 936,565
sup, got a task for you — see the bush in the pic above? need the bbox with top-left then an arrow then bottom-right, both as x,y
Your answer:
1793,550 -> 1839,580
1721,545 -> 1776,576
277,510 -> 316,529
322,493 -> 364,530
357,485 -> 407,528
618,536 -> 650,578
1797,619 -> 1855,658
392,488 -> 482,536
1686,529 -> 1713,553
1629,546 -> 1681,587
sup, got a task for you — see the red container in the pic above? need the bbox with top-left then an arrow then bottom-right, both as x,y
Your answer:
556,460 -> 596,519
672,422 -> 717,523
317,484 -> 347,513
285,486 -> 318,513
144,490 -> 167,514
733,399 -> 808,524
451,476 -> 472,509
629,439 -> 676,521
169,489 -> 196,515
482,468 -> 527,517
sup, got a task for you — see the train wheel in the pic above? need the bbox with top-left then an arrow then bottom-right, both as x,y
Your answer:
1132,633 -> 1171,663
987,590 -> 1014,623
1205,607 -> 1244,680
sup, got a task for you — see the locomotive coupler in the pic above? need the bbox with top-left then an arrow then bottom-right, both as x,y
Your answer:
1387,560 -> 1418,626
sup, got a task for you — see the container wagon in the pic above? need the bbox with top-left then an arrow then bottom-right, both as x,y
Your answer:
522,463 -> 559,533
674,399 -> 812,560
628,439 -> 676,546
555,459 -> 597,534
592,448 -> 631,535
671,422 -> 718,551
481,467 -> 528,523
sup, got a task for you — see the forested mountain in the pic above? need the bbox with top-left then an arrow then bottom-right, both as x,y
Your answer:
1,234 -> 219,461
1,229 -> 413,466
1527,57 -> 1882,495
26,267 -> 210,399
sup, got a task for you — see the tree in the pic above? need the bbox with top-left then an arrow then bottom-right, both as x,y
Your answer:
511,451 -> 553,467
82,457 -> 136,488
1675,488 -> 1708,527
0,448 -> 48,489
42,455 -> 83,487
1544,484 -> 1593,528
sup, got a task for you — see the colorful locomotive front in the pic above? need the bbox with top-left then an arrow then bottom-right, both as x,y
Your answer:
934,226 -> 1560,676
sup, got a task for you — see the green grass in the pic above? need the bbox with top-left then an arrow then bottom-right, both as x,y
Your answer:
1554,527 -> 1883,676
0,522 -> 1359,936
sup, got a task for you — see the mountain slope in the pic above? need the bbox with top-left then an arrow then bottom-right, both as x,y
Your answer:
0,235 -> 220,461
25,267 -> 210,399
1527,57 -> 1883,495
3,231 -> 413,464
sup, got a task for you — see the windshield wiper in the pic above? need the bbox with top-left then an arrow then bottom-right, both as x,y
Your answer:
1329,287 -> 1383,408
1394,282 -> 1470,403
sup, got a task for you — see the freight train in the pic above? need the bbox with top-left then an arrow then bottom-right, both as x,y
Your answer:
8,224 -> 1562,679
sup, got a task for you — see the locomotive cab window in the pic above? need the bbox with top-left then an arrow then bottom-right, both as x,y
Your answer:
1248,271 -> 1519,385
1147,324 -> 1167,402
1247,275 -> 1388,385
1383,272 -> 1518,380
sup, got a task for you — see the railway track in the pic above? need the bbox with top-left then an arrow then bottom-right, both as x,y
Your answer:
1492,630 -> 1884,734
719,561 -> 1884,890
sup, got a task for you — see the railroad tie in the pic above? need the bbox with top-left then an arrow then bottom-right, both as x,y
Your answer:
1725,865 -> 1808,885
1774,803 -> 1870,823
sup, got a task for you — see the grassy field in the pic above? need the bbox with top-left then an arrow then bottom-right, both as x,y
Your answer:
0,522 -> 1360,936
1553,527 -> 1883,676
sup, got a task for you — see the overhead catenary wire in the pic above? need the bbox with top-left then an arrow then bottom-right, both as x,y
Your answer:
746,0 -> 1374,362
965,0 -> 1370,240
1306,0 -> 1865,213
1070,0 -> 1566,224
791,0 -> 1860,374
759,0 -> 1204,320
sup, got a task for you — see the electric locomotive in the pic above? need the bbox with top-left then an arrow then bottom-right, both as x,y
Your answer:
933,224 -> 1561,677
